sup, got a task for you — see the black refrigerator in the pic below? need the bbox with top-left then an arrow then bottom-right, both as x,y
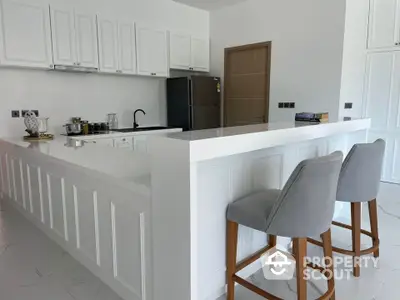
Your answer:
167,76 -> 221,131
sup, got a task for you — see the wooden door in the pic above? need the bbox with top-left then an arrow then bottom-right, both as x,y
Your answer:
368,0 -> 400,49
224,42 -> 271,127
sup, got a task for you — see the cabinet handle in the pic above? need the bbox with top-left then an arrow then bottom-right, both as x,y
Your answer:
77,62 -> 81,66
49,64 -> 53,68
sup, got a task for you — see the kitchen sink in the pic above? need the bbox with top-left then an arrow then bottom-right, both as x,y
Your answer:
112,126 -> 169,133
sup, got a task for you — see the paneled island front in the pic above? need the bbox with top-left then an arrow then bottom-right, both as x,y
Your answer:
0,119 -> 371,300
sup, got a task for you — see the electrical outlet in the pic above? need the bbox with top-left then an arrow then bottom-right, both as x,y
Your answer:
278,102 -> 284,108
11,110 -> 20,118
344,103 -> 353,109
289,102 -> 295,108
22,110 -> 39,117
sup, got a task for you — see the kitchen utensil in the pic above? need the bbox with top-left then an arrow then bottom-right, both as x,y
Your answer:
24,111 -> 39,134
63,123 -> 82,135
37,117 -> 49,134
93,123 -> 101,133
107,113 -> 118,130
71,117 -> 82,124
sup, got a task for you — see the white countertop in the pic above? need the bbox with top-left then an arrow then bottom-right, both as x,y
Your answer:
0,136 -> 151,195
159,119 -> 371,162
70,127 -> 182,140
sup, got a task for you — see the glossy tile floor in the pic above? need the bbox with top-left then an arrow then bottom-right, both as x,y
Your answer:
217,182 -> 400,300
0,183 -> 399,300
0,200 -> 122,300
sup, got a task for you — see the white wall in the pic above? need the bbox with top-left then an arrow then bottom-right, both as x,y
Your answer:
209,0 -> 346,122
339,0 -> 369,119
0,0 -> 209,137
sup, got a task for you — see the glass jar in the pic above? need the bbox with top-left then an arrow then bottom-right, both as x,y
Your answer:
107,113 -> 118,130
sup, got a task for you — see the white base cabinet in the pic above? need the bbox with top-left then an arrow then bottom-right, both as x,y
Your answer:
0,0 -> 53,69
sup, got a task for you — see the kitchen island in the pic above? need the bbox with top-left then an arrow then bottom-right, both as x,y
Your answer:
148,119 -> 371,300
0,119 -> 371,300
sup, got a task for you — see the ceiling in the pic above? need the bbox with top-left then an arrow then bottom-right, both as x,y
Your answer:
173,0 -> 249,11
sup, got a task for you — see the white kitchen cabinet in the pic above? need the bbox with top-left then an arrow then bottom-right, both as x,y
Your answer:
364,51 -> 400,182
169,32 -> 210,72
169,33 -> 191,70
97,17 -> 137,75
368,0 -> 400,49
97,17 -> 119,73
74,11 -> 98,68
0,0 -> 53,68
136,25 -> 168,77
114,137 -> 133,149
50,5 -> 98,68
86,138 -> 114,147
118,20 -> 137,74
191,37 -> 209,72
132,135 -> 148,153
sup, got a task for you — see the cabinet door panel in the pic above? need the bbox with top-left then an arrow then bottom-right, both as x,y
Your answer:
50,6 -> 76,66
191,37 -> 209,72
368,0 -> 399,49
0,1 -> 53,68
170,33 -> 191,70
118,21 -> 137,74
136,26 -> 168,77
364,52 -> 396,129
97,17 -> 118,73
75,11 -> 98,68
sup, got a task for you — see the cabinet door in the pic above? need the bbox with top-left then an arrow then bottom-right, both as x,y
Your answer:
74,11 -> 98,68
50,5 -> 76,66
368,0 -> 400,49
97,17 -> 118,73
133,135 -> 148,153
118,21 -> 137,74
169,32 -> 191,70
90,139 -> 114,147
191,37 -> 209,72
136,26 -> 168,77
0,0 -> 53,68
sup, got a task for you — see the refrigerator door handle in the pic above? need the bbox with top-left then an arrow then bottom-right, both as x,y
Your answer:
189,105 -> 194,130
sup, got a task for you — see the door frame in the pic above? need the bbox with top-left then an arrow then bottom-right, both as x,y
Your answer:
223,41 -> 272,127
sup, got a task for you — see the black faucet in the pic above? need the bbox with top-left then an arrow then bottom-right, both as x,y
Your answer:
133,109 -> 146,128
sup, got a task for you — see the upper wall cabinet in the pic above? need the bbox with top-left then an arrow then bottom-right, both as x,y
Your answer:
50,5 -> 98,68
0,0 -> 53,68
368,0 -> 400,49
97,16 -> 137,75
169,32 -> 209,72
191,37 -> 209,72
136,26 -> 168,77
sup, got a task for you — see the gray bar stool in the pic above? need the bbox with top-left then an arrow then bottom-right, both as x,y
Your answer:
309,139 -> 385,277
226,151 -> 343,300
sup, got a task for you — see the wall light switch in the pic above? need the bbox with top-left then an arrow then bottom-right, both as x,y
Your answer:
284,102 -> 290,108
278,103 -> 284,108
289,102 -> 295,108
11,110 -> 20,118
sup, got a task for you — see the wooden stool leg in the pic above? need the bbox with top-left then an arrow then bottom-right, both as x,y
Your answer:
293,238 -> 307,300
368,199 -> 380,258
321,229 -> 335,300
227,221 -> 239,300
268,234 -> 277,247
351,202 -> 361,277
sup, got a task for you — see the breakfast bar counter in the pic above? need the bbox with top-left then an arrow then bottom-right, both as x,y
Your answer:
148,119 -> 371,300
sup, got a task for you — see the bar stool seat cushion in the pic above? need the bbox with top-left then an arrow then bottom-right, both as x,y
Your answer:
227,189 -> 281,232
